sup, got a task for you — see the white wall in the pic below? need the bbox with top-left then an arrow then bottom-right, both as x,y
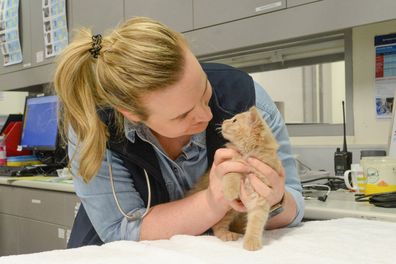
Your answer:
331,61 -> 346,124
250,68 -> 304,123
0,91 -> 28,115
352,19 -> 396,145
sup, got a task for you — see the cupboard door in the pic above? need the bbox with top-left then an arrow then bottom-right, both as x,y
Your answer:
16,188 -> 78,226
18,218 -> 68,254
0,185 -> 19,215
124,0 -> 193,32
287,0 -> 321,8
68,0 -> 124,36
194,0 -> 286,29
0,214 -> 20,256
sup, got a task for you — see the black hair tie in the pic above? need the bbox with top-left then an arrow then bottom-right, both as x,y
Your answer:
89,34 -> 102,58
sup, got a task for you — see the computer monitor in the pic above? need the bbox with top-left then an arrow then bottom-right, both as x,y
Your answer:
20,95 -> 59,151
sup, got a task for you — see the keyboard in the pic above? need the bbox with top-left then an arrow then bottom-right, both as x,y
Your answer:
0,164 -> 64,177
0,166 -> 26,176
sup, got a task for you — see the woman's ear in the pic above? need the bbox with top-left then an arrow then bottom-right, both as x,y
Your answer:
116,107 -> 142,122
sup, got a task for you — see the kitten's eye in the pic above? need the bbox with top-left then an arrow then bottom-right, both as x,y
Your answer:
232,118 -> 237,123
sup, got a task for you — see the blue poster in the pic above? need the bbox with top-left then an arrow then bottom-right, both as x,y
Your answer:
42,0 -> 68,58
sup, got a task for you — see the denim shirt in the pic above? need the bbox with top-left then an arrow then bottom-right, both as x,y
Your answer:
69,82 -> 304,243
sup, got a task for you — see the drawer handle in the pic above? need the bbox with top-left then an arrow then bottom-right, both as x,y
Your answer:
255,1 -> 283,12
31,199 -> 42,204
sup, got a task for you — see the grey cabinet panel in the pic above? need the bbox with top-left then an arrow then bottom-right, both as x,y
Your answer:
186,0 -> 396,57
61,192 -> 80,228
18,218 -> 67,254
0,214 -> 19,256
16,188 -> 77,227
0,0 -> 32,75
124,0 -> 193,33
0,62 -> 54,91
0,0 -> 57,89
193,0 -> 286,29
287,0 -> 321,8
0,184 -> 78,254
0,185 -> 19,215
68,0 -> 124,36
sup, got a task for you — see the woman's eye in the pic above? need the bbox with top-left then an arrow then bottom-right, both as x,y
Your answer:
232,119 -> 237,123
178,113 -> 188,120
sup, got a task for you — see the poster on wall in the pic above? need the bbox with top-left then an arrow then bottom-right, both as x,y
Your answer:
42,0 -> 68,58
375,33 -> 396,119
0,0 -> 23,66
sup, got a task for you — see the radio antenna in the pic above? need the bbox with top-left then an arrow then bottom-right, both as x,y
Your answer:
342,101 -> 347,152
334,101 -> 352,176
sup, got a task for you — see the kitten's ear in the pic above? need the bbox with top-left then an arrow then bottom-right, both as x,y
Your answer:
249,106 -> 260,123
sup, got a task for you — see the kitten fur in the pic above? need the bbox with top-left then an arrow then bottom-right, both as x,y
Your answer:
188,106 -> 282,251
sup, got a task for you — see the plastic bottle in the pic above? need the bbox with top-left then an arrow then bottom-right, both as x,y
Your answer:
0,136 -> 6,166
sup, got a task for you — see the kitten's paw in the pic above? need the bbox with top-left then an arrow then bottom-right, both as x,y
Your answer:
243,237 -> 262,251
223,185 -> 239,200
215,231 -> 242,241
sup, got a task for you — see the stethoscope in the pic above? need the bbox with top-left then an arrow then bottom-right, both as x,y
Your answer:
106,149 -> 152,221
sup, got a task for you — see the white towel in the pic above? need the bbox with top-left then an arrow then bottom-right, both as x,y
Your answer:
1,218 -> 395,264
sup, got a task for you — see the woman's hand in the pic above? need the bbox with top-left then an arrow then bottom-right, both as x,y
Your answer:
239,157 -> 285,208
206,148 -> 250,214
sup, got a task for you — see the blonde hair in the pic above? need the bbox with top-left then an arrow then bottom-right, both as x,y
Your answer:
54,17 -> 187,182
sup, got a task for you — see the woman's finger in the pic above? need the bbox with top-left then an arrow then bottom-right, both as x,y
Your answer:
213,148 -> 240,166
247,157 -> 284,183
247,173 -> 272,198
214,160 -> 250,179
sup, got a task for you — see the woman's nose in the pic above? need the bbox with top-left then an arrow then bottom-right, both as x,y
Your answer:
194,104 -> 213,123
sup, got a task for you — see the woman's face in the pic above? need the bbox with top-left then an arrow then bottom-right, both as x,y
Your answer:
124,48 -> 213,139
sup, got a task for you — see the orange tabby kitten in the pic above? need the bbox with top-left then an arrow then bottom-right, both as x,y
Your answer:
189,106 -> 283,251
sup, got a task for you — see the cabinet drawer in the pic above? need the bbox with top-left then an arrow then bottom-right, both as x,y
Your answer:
18,218 -> 68,254
0,185 -> 19,215
16,188 -> 79,226
0,213 -> 20,256
194,0 -> 286,29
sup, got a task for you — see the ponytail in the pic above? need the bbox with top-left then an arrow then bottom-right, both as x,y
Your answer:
54,28 -> 108,182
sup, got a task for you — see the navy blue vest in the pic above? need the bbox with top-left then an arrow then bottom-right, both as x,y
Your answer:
67,63 -> 255,248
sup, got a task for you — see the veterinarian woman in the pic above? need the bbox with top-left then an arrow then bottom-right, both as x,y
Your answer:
53,17 -> 304,247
